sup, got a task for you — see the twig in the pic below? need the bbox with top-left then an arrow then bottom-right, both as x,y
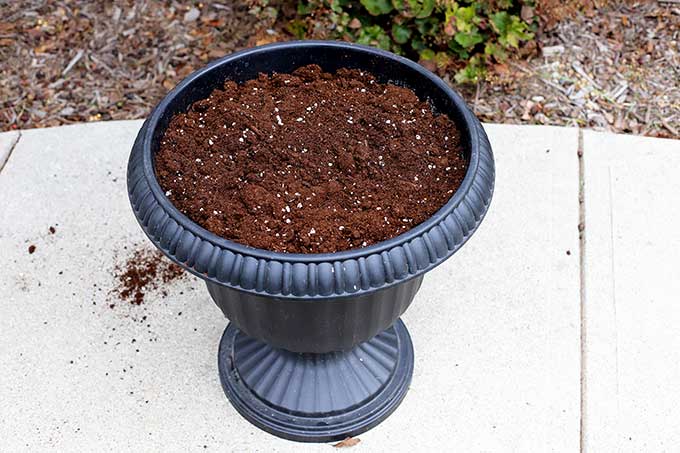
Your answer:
63,49 -> 84,76
507,61 -> 533,75
571,62 -> 602,90
661,119 -> 679,137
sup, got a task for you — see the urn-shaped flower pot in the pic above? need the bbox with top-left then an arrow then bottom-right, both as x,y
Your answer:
127,41 -> 494,443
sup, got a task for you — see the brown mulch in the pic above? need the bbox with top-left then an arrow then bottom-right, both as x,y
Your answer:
468,1 -> 679,138
0,1 -> 261,130
1,1 -> 678,138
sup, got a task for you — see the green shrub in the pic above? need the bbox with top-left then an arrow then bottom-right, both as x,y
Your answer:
252,0 -> 536,83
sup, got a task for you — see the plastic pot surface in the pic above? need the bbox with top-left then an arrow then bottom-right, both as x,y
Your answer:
127,40 -> 495,442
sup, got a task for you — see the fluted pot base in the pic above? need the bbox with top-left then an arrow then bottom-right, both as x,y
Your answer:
218,319 -> 414,442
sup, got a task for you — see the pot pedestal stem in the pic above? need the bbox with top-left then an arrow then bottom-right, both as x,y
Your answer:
217,319 -> 414,443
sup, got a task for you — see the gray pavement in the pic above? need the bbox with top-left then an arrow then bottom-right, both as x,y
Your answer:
582,131 -> 680,452
0,120 -> 677,451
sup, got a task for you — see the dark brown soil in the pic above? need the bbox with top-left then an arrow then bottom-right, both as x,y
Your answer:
28,245 -> 36,254
156,64 -> 467,254
114,249 -> 186,305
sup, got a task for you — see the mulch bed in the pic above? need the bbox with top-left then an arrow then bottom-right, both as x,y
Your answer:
469,1 -> 679,138
0,1 -> 260,130
1,1 -> 677,138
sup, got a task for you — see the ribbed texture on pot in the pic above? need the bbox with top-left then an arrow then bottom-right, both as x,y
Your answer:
218,318 -> 414,442
232,326 -> 399,415
126,42 -> 495,300
127,118 -> 492,298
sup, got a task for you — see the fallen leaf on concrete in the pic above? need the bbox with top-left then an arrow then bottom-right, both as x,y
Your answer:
333,437 -> 361,448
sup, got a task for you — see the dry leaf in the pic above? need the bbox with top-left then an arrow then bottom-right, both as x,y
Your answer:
255,36 -> 277,46
493,63 -> 510,75
333,437 -> 361,448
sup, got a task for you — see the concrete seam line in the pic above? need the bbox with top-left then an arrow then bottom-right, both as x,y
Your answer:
0,131 -> 22,174
577,128 -> 586,453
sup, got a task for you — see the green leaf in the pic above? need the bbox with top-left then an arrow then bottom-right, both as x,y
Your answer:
433,51 -> 450,68
454,56 -> 486,84
391,23 -> 412,44
491,12 -> 533,48
490,11 -> 510,34
410,0 -> 435,18
357,24 -> 393,49
454,30 -> 483,48
506,20 -> 533,47
457,6 -> 476,24
392,0 -> 435,18
410,36 -> 426,51
286,19 -> 308,39
414,17 -> 438,36
454,5 -> 477,32
361,0 -> 393,15
484,41 -> 507,59
447,39 -> 470,59
297,1 -> 315,15
329,0 -> 351,13
419,48 -> 435,60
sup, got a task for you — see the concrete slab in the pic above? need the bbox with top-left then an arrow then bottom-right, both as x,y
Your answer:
0,121 -> 581,451
582,131 -> 680,452
0,130 -> 20,171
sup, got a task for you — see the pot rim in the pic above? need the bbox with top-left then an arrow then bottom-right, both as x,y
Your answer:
128,40 -> 495,298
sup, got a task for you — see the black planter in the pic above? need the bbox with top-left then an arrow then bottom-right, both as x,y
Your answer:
127,41 -> 494,442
